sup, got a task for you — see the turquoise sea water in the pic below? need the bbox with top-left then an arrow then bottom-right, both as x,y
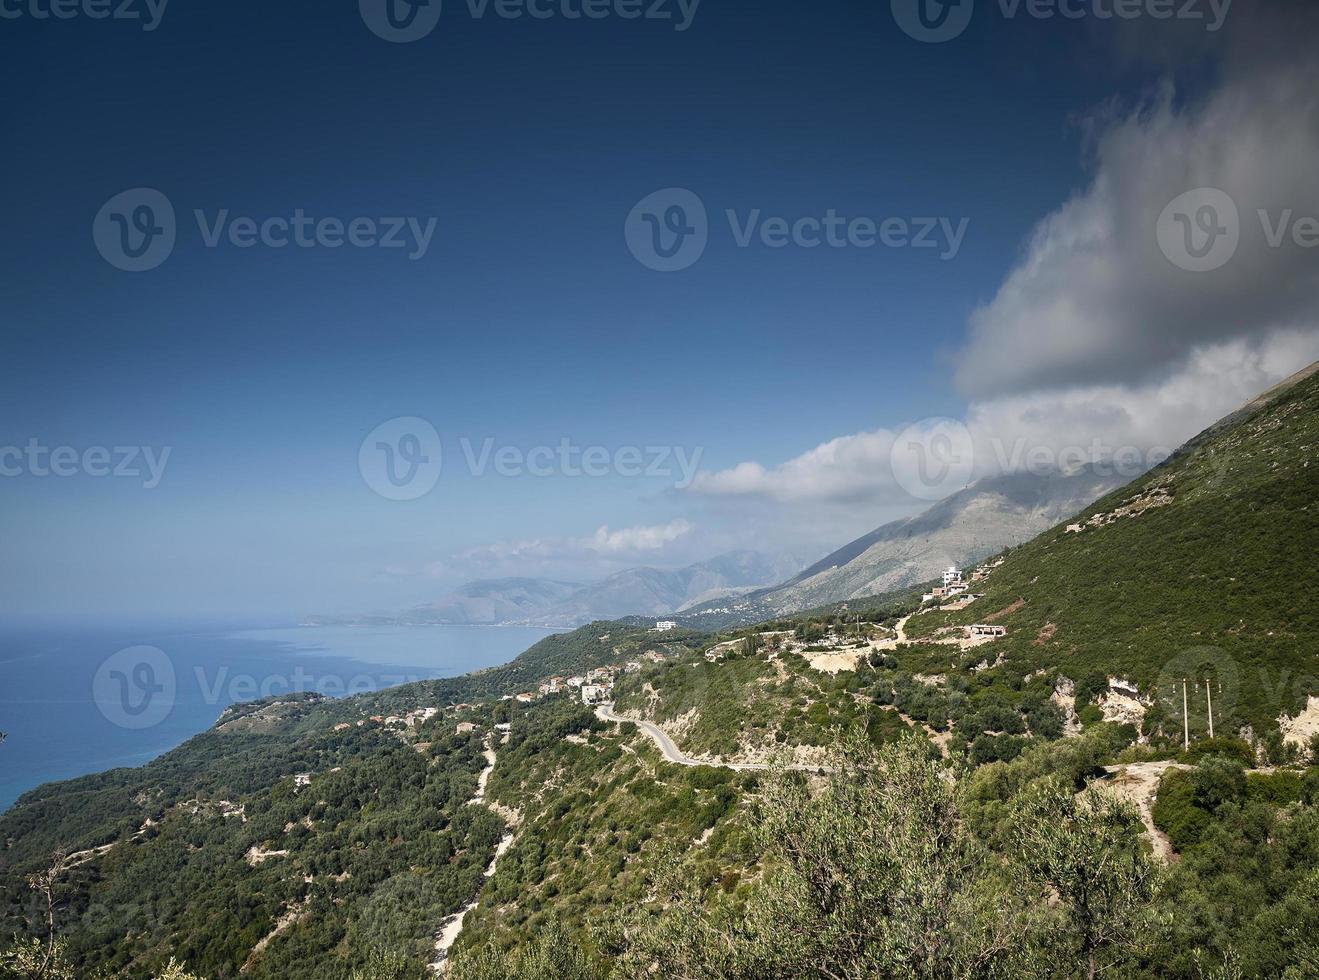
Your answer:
0,623 -> 559,813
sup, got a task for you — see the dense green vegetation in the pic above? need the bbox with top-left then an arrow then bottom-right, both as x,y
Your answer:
359,622 -> 704,715
454,733 -> 1167,979
2,697 -> 504,979
3,369 -> 1316,979
454,699 -> 756,962
904,369 -> 1319,737
613,616 -> 1075,768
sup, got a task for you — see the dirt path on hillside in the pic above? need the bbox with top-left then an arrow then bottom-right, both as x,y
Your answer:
1098,761 -> 1189,864
431,734 -> 519,974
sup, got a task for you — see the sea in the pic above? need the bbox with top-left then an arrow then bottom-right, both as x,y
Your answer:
0,622 -> 561,813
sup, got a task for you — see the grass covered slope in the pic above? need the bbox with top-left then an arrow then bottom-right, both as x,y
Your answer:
359,621 -> 706,715
452,700 -> 756,965
0,695 -> 506,980
907,362 -> 1319,736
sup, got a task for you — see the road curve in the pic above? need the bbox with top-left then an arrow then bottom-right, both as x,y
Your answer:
596,704 -> 828,773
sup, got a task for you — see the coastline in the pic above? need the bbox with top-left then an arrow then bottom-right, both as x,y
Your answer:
0,622 -> 558,814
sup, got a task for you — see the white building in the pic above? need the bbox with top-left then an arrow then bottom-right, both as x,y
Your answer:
652,620 -> 678,632
581,684 -> 610,705
942,566 -> 962,588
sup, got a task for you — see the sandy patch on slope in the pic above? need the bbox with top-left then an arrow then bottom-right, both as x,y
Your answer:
808,650 -> 864,674
1280,696 -> 1319,748
1099,760 -> 1189,864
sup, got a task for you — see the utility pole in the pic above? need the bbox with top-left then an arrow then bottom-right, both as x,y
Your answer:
1206,678 -> 1214,739
1182,678 -> 1190,751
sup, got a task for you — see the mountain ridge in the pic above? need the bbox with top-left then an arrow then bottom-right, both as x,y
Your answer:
308,550 -> 804,628
681,467 -> 1127,625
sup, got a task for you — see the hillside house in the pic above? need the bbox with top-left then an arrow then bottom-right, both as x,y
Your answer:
581,683 -> 610,705
968,624 -> 1007,637
652,620 -> 678,632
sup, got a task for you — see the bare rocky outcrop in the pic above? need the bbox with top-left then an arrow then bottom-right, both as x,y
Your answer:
1052,677 -> 1083,737
1280,696 -> 1319,748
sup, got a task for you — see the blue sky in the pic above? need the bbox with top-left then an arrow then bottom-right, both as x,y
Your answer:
3,0 -> 1317,620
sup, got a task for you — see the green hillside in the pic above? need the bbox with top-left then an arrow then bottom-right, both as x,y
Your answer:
905,363 -> 1319,739
3,370 -> 1318,980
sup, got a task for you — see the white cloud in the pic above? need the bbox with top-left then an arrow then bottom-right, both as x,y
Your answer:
692,18 -> 1319,511
953,36 -> 1319,398
689,432 -> 901,503
586,519 -> 693,553
689,325 -> 1319,507
965,331 -> 1319,471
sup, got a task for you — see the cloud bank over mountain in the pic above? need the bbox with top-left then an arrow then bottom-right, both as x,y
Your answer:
688,8 -> 1319,522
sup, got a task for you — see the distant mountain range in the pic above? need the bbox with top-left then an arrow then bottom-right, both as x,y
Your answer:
306,551 -> 806,628
314,470 -> 1128,630
678,467 -> 1128,625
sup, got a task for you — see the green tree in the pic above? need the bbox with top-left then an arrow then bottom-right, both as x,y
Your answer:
348,948 -> 421,980
449,923 -> 598,980
0,938 -> 78,980
612,734 -> 1027,979
1010,779 -> 1162,980
1191,755 -> 1247,812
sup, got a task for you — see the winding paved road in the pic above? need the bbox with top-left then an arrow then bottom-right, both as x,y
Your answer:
596,704 -> 828,773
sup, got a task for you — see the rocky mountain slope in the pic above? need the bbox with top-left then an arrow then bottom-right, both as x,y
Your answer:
906,358 -> 1319,735
683,468 -> 1124,624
